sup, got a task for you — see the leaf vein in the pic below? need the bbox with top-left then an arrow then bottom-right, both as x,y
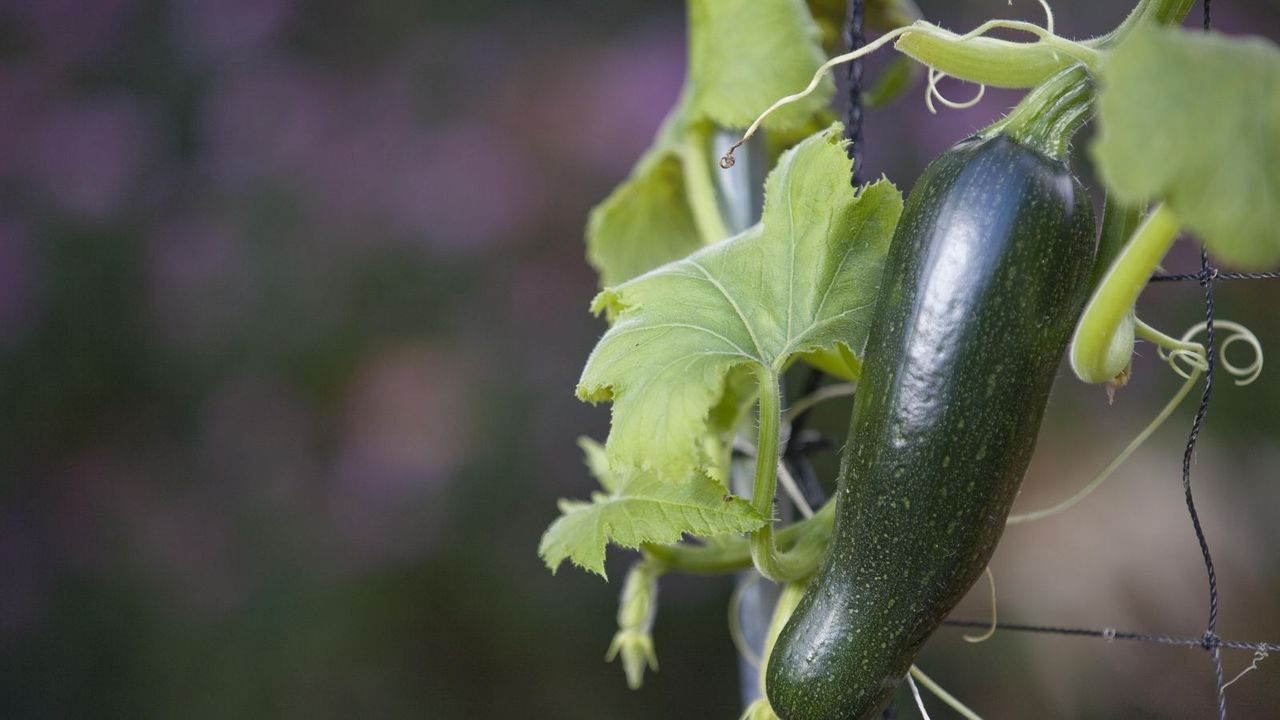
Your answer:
685,259 -> 768,363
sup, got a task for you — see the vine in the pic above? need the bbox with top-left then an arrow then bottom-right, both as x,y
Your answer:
541,0 -> 1280,715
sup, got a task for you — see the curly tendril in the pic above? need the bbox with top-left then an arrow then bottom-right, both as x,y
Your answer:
922,1 -> 1058,114
1010,318 -> 1263,526
1178,319 -> 1264,386
1151,319 -> 1263,385
925,67 -> 986,114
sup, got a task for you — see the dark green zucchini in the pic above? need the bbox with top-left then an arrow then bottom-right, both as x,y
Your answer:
766,71 -> 1097,720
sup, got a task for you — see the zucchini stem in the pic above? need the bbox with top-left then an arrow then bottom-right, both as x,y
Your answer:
984,63 -> 1094,161
642,542 -> 751,575
758,581 -> 808,687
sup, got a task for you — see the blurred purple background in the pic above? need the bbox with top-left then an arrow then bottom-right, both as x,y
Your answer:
1,1 -> 1278,717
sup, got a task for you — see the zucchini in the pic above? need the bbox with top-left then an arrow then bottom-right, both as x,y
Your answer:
766,69 -> 1097,720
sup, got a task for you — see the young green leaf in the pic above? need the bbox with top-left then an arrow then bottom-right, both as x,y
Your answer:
1092,27 -> 1280,269
578,126 -> 902,475
538,440 -> 765,578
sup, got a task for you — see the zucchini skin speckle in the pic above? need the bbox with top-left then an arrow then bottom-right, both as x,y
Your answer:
766,133 -> 1095,720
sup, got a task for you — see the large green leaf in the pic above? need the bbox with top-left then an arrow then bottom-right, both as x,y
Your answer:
539,440 -> 765,578
578,126 -> 902,475
1092,27 -> 1280,269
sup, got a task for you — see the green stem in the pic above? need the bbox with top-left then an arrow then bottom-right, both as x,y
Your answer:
1134,318 -> 1206,358
643,542 -> 749,575
642,502 -> 835,575
1092,0 -> 1197,49
750,519 -> 827,582
682,122 -> 730,244
749,369 -> 782,522
983,64 -> 1093,161
1134,0 -> 1198,26
894,21 -> 1099,89
748,370 -> 816,582
1070,204 -> 1181,384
